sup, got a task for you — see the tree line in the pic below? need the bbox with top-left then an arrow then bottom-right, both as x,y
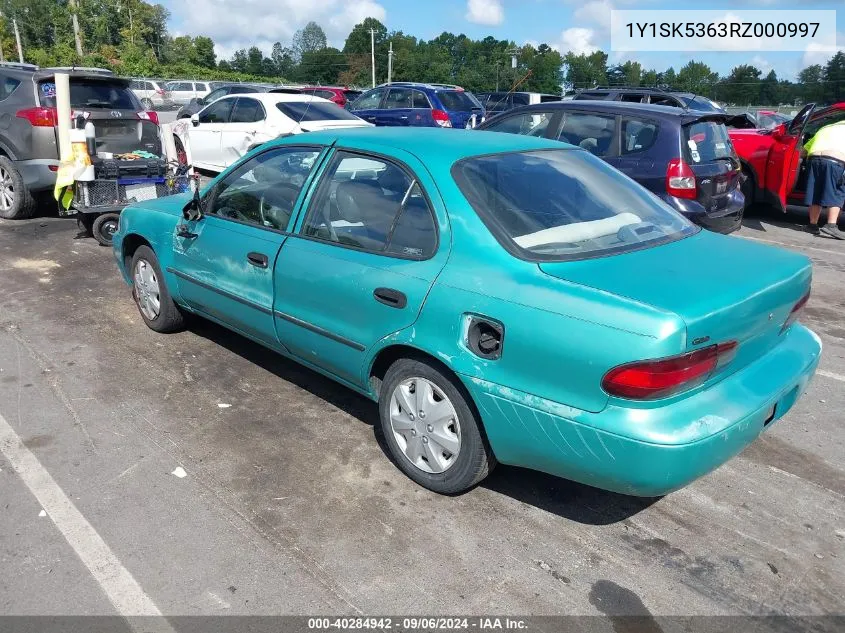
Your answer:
2,0 -> 843,105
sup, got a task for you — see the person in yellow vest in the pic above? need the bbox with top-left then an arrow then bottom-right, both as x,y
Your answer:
803,120 -> 845,239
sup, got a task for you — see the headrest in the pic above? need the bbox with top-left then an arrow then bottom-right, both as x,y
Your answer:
377,166 -> 410,193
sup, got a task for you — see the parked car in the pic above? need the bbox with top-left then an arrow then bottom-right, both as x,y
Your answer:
0,65 -> 160,219
573,87 -> 725,113
299,86 -> 362,108
113,128 -> 820,496
478,100 -> 745,233
729,103 -> 845,212
349,82 -> 485,129
176,83 -> 271,119
165,80 -> 213,106
727,110 -> 792,131
129,78 -> 174,110
475,91 -> 562,115
172,93 -> 371,173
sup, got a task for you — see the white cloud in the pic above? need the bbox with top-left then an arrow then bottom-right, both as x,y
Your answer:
802,31 -> 845,68
750,55 -> 773,74
574,0 -> 614,31
171,0 -> 386,58
465,0 -> 504,26
559,28 -> 599,55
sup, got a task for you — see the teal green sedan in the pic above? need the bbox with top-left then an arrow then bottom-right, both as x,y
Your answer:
112,128 -> 821,496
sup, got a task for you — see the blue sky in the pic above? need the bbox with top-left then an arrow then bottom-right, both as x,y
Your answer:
161,0 -> 844,80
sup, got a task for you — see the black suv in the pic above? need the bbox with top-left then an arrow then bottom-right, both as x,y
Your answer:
572,87 -> 725,113
478,100 -> 744,233
0,64 -> 160,219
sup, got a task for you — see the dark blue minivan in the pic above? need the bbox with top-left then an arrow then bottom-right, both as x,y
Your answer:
348,82 -> 485,129
477,100 -> 745,234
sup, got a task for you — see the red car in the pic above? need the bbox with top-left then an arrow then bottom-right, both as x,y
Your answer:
729,103 -> 845,211
299,86 -> 363,108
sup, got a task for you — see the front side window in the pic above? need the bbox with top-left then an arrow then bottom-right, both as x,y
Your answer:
301,152 -> 436,258
556,112 -> 616,157
485,111 -> 554,137
621,118 -> 658,155
453,149 -> 695,261
230,98 -> 266,123
199,98 -> 235,123
208,147 -> 322,230
350,88 -> 385,110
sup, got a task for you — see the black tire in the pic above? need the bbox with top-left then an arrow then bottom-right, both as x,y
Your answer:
741,167 -> 756,214
91,212 -> 120,246
141,97 -> 154,110
129,245 -> 185,333
0,156 -> 37,220
378,358 -> 495,494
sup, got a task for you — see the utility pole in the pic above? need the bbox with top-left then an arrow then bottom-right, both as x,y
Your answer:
12,18 -> 23,64
387,41 -> 394,85
69,0 -> 84,56
495,60 -> 501,91
369,28 -> 376,87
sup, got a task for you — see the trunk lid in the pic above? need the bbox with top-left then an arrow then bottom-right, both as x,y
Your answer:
538,231 -> 811,381
682,118 -> 742,213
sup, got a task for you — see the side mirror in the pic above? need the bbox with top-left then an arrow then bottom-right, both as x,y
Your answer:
191,114 -> 200,127
182,181 -> 204,221
196,98 -> 205,106
771,122 -> 789,141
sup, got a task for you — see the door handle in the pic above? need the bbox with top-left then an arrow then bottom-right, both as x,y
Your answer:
176,224 -> 197,239
373,287 -> 407,309
366,116 -> 376,122
400,116 -> 408,120
247,252 -> 269,268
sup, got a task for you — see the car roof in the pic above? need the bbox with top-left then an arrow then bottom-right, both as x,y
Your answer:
497,99 -> 690,118
273,127 -> 573,163
215,93 -> 334,105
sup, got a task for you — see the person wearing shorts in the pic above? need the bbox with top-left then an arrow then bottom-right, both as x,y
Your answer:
803,120 -> 845,240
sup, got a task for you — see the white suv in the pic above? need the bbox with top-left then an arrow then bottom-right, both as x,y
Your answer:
130,79 -> 174,110
166,81 -> 212,105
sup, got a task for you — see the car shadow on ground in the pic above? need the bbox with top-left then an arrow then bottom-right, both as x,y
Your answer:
189,317 -> 657,526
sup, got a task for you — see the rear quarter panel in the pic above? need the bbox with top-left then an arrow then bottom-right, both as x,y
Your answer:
729,129 -> 775,195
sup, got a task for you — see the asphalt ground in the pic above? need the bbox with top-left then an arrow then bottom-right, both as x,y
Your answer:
0,202 -> 843,624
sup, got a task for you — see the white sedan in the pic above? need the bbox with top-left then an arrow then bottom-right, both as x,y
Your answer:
172,92 -> 372,173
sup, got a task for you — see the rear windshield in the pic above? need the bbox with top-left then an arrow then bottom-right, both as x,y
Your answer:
38,79 -> 139,110
436,90 -> 479,112
453,149 -> 696,261
683,120 -> 735,164
276,101 -> 361,121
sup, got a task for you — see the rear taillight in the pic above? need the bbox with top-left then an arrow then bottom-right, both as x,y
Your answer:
431,109 -> 452,128
155,88 -> 165,95
602,341 -> 739,400
781,291 -> 810,334
16,107 -> 57,127
137,110 -> 159,125
666,158 -> 697,199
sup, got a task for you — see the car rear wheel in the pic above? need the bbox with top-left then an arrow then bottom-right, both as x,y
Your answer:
130,245 -> 185,333
741,167 -> 755,213
91,212 -> 120,246
0,156 -> 37,220
141,97 -> 154,110
378,358 -> 494,494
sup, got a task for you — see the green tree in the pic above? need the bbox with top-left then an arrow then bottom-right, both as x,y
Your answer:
759,69 -> 779,105
719,64 -> 762,105
245,46 -> 264,76
676,61 -> 718,94
823,52 -> 845,104
293,21 -> 327,60
192,36 -> 216,68
271,42 -> 295,78
798,64 -> 825,103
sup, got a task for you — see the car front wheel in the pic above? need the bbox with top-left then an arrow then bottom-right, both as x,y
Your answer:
379,358 -> 495,494
130,245 -> 185,333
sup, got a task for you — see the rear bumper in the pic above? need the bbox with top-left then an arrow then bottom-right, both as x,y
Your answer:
460,324 -> 821,497
16,159 -> 59,192
661,189 -> 745,234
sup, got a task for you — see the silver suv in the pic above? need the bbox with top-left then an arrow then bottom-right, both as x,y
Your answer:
0,65 -> 160,219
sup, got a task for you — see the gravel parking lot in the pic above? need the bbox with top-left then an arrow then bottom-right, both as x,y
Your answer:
0,205 -> 843,620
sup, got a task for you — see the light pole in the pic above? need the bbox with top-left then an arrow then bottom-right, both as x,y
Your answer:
369,28 -> 376,87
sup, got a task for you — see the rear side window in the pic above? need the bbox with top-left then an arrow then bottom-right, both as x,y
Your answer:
411,90 -> 430,109
302,152 -> 436,258
574,92 -> 609,101
0,76 -> 21,101
436,90 -> 477,112
231,86 -> 259,94
199,98 -> 235,123
453,150 -> 695,261
620,94 -> 645,103
556,112 -> 616,157
621,118 -> 658,155
511,93 -> 530,106
38,79 -> 139,110
230,98 -> 265,123
385,88 -> 412,109
276,101 -> 361,121
684,121 -> 734,164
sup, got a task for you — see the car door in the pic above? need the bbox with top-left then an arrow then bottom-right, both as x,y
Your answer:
273,148 -> 449,384
382,87 -> 413,126
764,103 -> 815,210
348,88 -> 386,125
169,145 -> 326,347
189,97 -> 236,169
788,106 -> 845,204
606,115 -> 656,183
219,97 -> 268,168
